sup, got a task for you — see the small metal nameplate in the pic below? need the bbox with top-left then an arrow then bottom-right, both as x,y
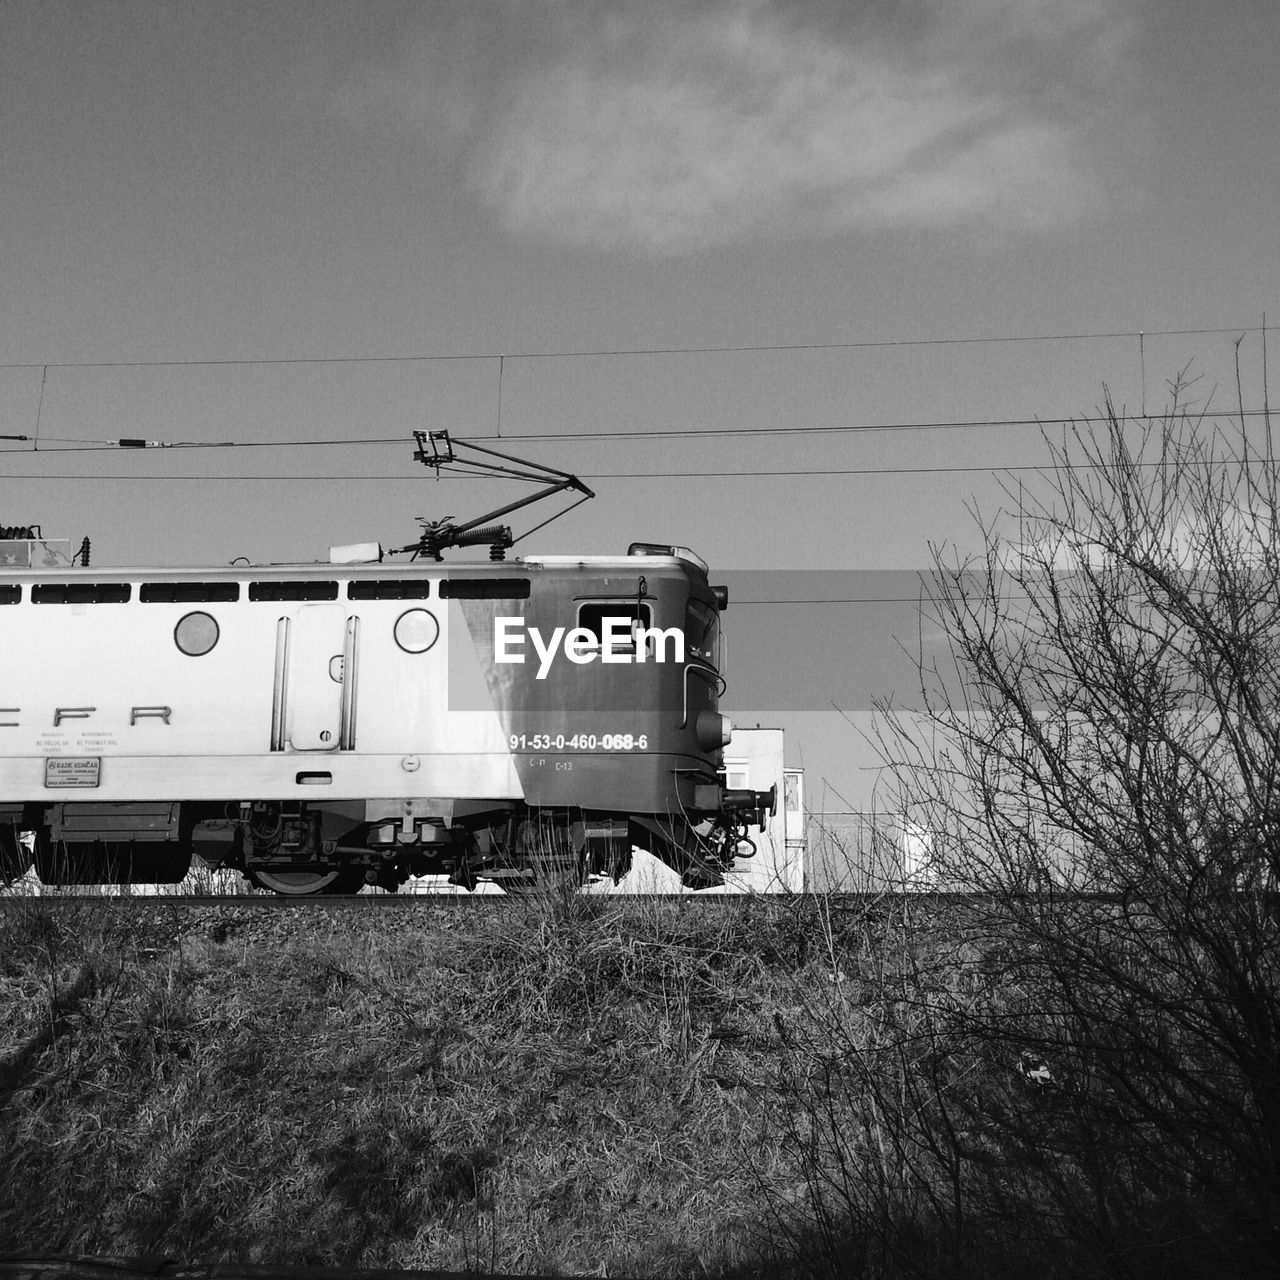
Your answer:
45,756 -> 101,788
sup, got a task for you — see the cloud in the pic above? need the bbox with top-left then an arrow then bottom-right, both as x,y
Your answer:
336,0 -> 1138,255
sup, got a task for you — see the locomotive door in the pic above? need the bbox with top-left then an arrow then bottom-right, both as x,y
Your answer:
270,605 -> 360,752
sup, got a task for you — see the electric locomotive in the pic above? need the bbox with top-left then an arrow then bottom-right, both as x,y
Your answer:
0,437 -> 772,894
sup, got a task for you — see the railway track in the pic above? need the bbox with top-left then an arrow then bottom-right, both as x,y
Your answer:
0,889 -> 814,908
0,888 -> 1154,908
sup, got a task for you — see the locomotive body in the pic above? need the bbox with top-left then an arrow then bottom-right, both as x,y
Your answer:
0,543 -> 769,893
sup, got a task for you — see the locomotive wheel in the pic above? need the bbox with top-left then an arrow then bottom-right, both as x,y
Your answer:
249,866 -> 365,896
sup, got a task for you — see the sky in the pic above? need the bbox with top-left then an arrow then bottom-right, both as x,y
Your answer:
3,0 -> 1279,816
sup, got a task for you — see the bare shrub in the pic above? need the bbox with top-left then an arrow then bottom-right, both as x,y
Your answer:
786,357 -> 1280,1278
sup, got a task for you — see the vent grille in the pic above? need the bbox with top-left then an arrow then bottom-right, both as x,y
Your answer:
439,578 -> 531,599
31,582 -> 131,604
141,582 -> 240,603
348,580 -> 435,600
249,581 -> 339,602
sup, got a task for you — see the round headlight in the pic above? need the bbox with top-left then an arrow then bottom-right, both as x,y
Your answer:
394,608 -> 439,654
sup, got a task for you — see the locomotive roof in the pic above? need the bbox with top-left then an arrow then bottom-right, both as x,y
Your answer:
0,552 -> 705,579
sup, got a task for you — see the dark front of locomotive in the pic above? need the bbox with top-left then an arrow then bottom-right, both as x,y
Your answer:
466,545 -> 771,885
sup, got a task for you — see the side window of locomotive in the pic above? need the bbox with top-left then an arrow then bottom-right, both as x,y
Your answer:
576,602 -> 653,655
682,664 -> 719,729
686,600 -> 719,663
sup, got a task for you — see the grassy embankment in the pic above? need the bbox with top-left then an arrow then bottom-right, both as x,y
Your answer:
0,885 -> 854,1276
1,875 -> 1271,1278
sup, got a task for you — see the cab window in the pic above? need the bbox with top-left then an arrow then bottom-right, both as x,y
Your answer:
577,601 -> 652,654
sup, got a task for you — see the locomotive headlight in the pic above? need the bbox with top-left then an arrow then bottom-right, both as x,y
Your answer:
695,710 -> 733,750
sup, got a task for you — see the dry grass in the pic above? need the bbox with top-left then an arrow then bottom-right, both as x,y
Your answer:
0,893 -> 840,1275
2,890 -> 1271,1278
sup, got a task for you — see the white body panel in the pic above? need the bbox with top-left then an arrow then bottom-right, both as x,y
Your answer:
0,574 -> 519,803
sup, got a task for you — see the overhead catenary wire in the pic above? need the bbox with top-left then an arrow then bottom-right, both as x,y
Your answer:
6,326 -> 1273,578
4,319 -> 1271,454
0,323 -> 1268,370
6,454 -> 1279,481
5,325 -> 1271,620
2,407 -> 1275,456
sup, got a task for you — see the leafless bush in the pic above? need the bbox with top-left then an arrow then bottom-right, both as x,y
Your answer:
786,355 -> 1280,1277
